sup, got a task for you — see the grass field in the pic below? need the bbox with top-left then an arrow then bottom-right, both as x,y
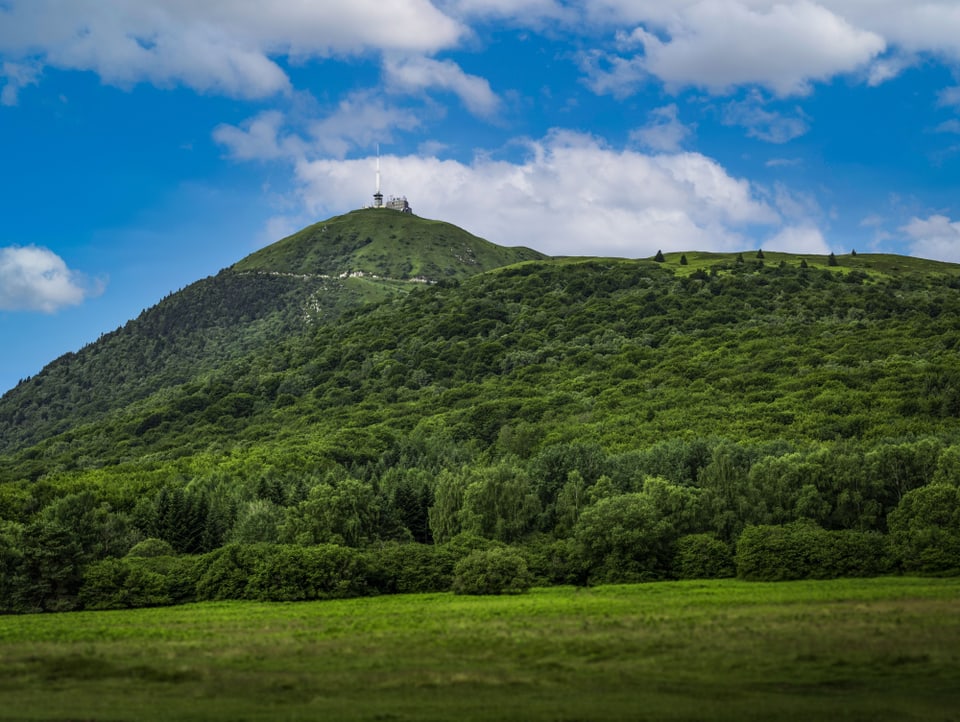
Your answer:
1,577 -> 958,721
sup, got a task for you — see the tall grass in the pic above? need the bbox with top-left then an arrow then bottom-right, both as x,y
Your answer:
1,577 -> 958,721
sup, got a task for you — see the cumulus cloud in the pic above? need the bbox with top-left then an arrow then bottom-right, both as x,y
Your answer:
0,246 -> 100,312
901,214 -> 960,263
286,131 -> 780,257
763,224 -> 830,255
383,56 -> 500,117
0,0 -> 464,98
594,1 -> 885,97
629,103 -> 693,152
213,110 -> 305,161
215,92 -> 423,162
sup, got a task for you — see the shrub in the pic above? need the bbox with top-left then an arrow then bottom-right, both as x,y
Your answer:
735,522 -> 892,581
194,543 -> 273,601
673,534 -> 734,579
246,544 -> 370,602
452,547 -> 532,595
365,542 -> 457,594
80,558 -> 170,610
126,537 -> 176,558
79,554 -> 199,610
521,536 -> 585,586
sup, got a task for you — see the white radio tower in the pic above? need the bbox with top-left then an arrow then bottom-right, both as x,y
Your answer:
373,144 -> 383,208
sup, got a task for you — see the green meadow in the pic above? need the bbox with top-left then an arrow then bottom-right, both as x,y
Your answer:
1,577 -> 958,722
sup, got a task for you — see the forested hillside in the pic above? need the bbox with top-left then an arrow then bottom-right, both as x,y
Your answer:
2,218 -> 960,613
0,210 -> 543,455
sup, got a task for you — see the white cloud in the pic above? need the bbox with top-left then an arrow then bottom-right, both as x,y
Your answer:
901,214 -> 960,262
579,49 -> 647,99
765,158 -> 802,168
935,119 -> 960,134
443,0 -> 572,24
309,92 -> 424,158
764,224 -> 831,255
0,0 -> 464,98
213,110 -> 304,161
629,104 -> 693,152
939,86 -> 960,108
866,53 -> 915,87
770,182 -> 822,223
599,1 -> 885,97
383,55 -> 500,117
287,131 -> 780,257
0,59 -> 40,105
0,246 -> 99,312
215,93 -> 423,162
567,0 -> 960,97
722,92 -> 809,143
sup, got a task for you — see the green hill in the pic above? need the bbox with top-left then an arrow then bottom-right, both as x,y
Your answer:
2,218 -> 960,614
0,210 -> 543,455
233,209 -> 545,280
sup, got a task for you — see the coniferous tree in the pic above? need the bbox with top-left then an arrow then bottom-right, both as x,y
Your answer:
828,252 -> 838,267
679,254 -> 688,265
654,250 -> 665,263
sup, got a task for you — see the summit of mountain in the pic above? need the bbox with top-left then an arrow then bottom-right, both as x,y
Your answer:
232,209 -> 545,280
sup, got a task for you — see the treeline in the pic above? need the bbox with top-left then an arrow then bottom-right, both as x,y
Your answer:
2,436 -> 958,612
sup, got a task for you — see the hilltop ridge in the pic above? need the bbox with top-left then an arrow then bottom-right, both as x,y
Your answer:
233,209 -> 545,281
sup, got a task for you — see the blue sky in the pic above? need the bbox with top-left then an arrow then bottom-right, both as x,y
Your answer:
2,0 -> 960,393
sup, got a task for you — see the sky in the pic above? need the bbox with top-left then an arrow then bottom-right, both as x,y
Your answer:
2,0 -> 960,394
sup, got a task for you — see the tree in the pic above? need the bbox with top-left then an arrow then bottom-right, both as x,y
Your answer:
452,547 -> 532,595
756,249 -> 765,259
11,521 -> 85,612
428,469 -> 469,543
230,499 -> 284,544
654,250 -> 665,262
574,491 -> 678,582
887,484 -> 960,574
459,462 -> 540,543
679,254 -> 688,266
673,534 -> 734,579
828,252 -> 838,267
278,478 -> 380,547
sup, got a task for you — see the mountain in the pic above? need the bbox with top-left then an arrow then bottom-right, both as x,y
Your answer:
3,217 -> 960,614
0,210 -> 544,455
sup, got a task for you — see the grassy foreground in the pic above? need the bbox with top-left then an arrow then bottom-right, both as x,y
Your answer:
1,577 -> 958,721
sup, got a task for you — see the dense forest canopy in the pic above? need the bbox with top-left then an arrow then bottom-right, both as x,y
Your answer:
2,212 -> 960,612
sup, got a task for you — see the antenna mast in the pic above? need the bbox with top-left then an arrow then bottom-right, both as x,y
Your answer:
373,144 -> 383,208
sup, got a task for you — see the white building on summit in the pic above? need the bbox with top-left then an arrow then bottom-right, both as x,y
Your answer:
370,148 -> 413,214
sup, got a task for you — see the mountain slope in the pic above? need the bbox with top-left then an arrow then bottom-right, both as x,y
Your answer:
4,251 -> 960,486
0,210 -> 543,455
